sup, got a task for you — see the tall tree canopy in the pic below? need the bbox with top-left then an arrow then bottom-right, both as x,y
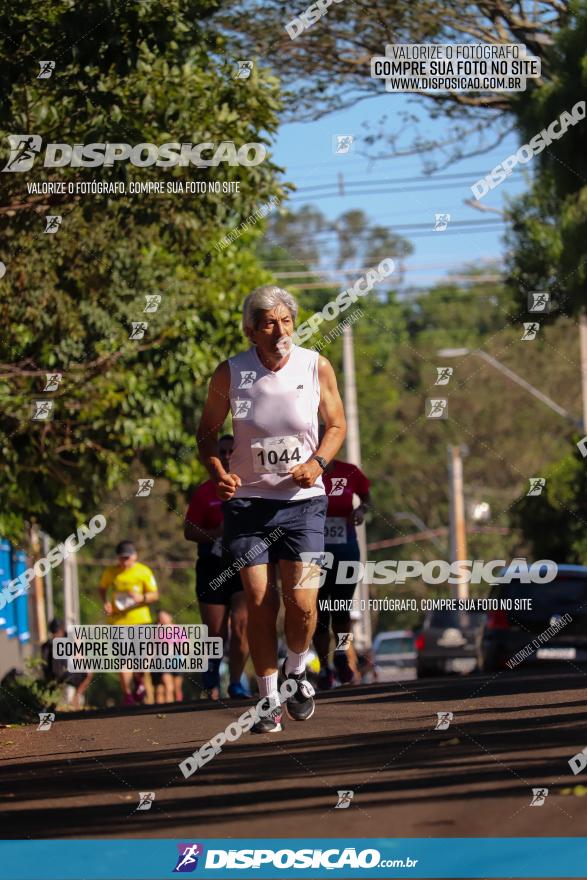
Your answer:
224,0 -> 570,163
0,0 -> 284,539
506,3 -> 587,314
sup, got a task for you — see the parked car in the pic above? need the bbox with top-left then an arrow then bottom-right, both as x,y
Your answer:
478,564 -> 587,672
369,630 -> 416,682
416,609 -> 485,677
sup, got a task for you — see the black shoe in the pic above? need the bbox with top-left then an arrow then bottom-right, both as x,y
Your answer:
280,661 -> 315,721
250,698 -> 284,734
333,651 -> 357,685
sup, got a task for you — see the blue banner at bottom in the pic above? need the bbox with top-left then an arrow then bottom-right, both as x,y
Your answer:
0,838 -> 585,879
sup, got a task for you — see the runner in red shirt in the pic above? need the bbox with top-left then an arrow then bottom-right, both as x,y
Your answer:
314,429 -> 371,689
184,435 -> 250,699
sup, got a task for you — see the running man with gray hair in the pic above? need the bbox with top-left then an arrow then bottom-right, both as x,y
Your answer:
197,285 -> 346,733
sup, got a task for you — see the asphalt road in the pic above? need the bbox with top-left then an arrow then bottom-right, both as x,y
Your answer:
2,666 -> 587,840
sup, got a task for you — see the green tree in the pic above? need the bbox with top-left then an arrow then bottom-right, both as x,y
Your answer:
225,0 -> 568,164
511,444 -> 587,562
507,4 -> 587,314
0,0 -> 284,540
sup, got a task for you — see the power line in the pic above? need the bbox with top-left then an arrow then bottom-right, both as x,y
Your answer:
263,259 -> 501,271
289,182 -> 517,201
264,219 -> 503,243
273,266 -> 501,278
285,274 -> 503,290
294,168 -> 522,193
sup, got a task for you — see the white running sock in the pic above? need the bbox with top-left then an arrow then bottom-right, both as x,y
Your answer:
285,648 -> 308,676
257,672 -> 279,700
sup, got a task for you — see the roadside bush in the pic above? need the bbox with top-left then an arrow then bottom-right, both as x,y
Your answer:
0,660 -> 61,725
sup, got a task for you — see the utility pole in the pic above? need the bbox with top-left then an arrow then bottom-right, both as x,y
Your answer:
342,323 -> 372,651
30,525 -> 47,644
41,532 -> 54,621
579,311 -> 587,432
447,445 -> 468,600
63,553 -> 80,630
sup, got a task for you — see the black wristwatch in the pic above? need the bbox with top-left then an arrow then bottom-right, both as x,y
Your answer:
311,455 -> 328,471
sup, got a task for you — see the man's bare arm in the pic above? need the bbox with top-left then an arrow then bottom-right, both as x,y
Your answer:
290,356 -> 346,488
196,361 -> 241,500
196,361 -> 231,482
316,356 -> 346,461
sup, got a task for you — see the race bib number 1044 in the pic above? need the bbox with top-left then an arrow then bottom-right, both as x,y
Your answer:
252,435 -> 302,474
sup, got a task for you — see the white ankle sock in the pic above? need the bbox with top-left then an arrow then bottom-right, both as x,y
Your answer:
257,672 -> 278,700
285,648 -> 308,675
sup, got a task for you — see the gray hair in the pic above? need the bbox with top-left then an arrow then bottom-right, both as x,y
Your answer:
242,285 -> 298,334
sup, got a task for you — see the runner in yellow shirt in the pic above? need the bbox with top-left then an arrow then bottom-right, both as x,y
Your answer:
99,540 -> 159,706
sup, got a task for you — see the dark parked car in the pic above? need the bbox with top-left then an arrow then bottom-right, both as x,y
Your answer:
478,564 -> 587,672
416,609 -> 486,677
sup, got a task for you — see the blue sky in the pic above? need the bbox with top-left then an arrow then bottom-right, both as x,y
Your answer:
270,90 -> 529,288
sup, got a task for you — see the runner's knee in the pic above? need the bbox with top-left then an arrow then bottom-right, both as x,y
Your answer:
246,590 -> 279,616
231,610 -> 248,636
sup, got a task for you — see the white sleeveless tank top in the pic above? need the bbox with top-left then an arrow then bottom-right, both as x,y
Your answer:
227,344 -> 324,500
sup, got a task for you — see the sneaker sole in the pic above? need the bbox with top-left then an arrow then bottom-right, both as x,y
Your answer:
284,701 -> 315,722
251,723 -> 283,734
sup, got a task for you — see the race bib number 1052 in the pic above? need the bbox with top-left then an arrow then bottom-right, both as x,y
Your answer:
252,435 -> 302,474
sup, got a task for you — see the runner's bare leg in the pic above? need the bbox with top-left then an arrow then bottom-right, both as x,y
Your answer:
280,559 -> 320,653
229,591 -> 249,682
239,563 -> 279,675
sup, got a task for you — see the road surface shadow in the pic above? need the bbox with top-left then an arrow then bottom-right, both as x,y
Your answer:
2,668 -> 587,838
